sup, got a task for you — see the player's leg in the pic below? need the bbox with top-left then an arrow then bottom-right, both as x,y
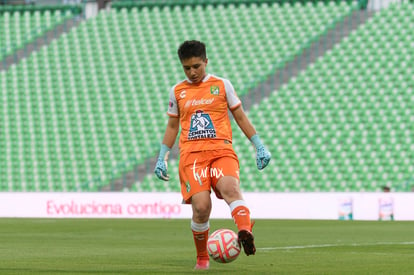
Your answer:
215,176 -> 256,256
212,155 -> 256,256
179,152 -> 212,269
191,191 -> 212,270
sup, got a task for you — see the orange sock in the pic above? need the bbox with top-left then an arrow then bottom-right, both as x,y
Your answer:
192,230 -> 209,260
231,205 -> 252,232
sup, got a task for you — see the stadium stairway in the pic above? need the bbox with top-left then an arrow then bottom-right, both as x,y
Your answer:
125,5 -> 373,192
242,8 -> 374,110
233,3 -> 414,192
0,6 -> 82,71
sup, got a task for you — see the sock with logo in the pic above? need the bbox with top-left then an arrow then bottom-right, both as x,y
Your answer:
191,220 -> 210,260
230,200 -> 252,232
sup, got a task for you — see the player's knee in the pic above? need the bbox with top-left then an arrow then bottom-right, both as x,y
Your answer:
193,208 -> 210,223
217,177 -> 242,202
191,192 -> 212,221
193,203 -> 211,219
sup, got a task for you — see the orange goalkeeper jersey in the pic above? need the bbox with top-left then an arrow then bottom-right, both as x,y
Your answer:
167,74 -> 241,153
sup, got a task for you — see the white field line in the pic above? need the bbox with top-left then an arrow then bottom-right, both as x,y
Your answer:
259,242 -> 414,251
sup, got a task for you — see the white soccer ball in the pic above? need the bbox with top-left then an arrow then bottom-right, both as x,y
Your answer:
207,228 -> 241,263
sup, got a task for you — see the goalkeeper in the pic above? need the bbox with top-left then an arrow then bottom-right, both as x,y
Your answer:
154,40 -> 271,270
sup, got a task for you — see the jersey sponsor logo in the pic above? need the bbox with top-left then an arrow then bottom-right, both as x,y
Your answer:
184,98 -> 215,108
191,159 -> 224,182
188,110 -> 216,140
210,85 -> 220,95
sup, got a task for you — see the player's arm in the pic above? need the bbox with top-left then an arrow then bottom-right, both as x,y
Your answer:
162,116 -> 179,148
231,105 -> 256,140
231,106 -> 271,170
154,116 -> 179,181
224,78 -> 270,169
155,83 -> 180,181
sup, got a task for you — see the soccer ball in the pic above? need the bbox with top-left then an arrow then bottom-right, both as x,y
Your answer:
207,229 -> 241,263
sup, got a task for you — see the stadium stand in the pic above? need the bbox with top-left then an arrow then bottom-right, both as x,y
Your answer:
111,0 -> 358,96
227,1 -> 413,192
1,0 -> 359,192
1,1 -> 412,193
134,1 -> 414,192
0,4 -> 81,61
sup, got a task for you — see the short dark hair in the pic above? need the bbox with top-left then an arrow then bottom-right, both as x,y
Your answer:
177,40 -> 207,61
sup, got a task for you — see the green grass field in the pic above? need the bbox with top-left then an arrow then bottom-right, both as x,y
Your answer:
1,219 -> 414,274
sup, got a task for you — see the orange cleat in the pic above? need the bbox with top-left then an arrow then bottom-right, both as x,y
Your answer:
194,257 -> 210,270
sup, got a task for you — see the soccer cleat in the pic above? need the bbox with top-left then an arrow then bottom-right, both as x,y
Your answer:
194,258 -> 210,270
238,221 -> 256,256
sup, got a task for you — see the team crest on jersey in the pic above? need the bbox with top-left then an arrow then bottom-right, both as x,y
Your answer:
210,85 -> 219,95
188,110 -> 216,140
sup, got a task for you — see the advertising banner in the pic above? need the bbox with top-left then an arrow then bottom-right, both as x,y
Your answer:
0,192 -> 413,220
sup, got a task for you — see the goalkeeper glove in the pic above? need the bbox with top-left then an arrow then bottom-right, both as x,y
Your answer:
154,144 -> 171,181
250,134 -> 271,170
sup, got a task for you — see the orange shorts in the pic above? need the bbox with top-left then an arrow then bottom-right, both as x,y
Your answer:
179,148 -> 240,204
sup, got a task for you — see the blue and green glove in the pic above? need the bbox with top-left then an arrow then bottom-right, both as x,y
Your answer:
154,144 -> 171,181
250,134 -> 271,170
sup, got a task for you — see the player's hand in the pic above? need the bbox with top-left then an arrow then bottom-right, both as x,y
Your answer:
154,145 -> 171,181
250,134 -> 271,170
255,145 -> 271,170
154,151 -> 170,181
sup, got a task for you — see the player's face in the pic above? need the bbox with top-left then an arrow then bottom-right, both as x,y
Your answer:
181,57 -> 208,84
